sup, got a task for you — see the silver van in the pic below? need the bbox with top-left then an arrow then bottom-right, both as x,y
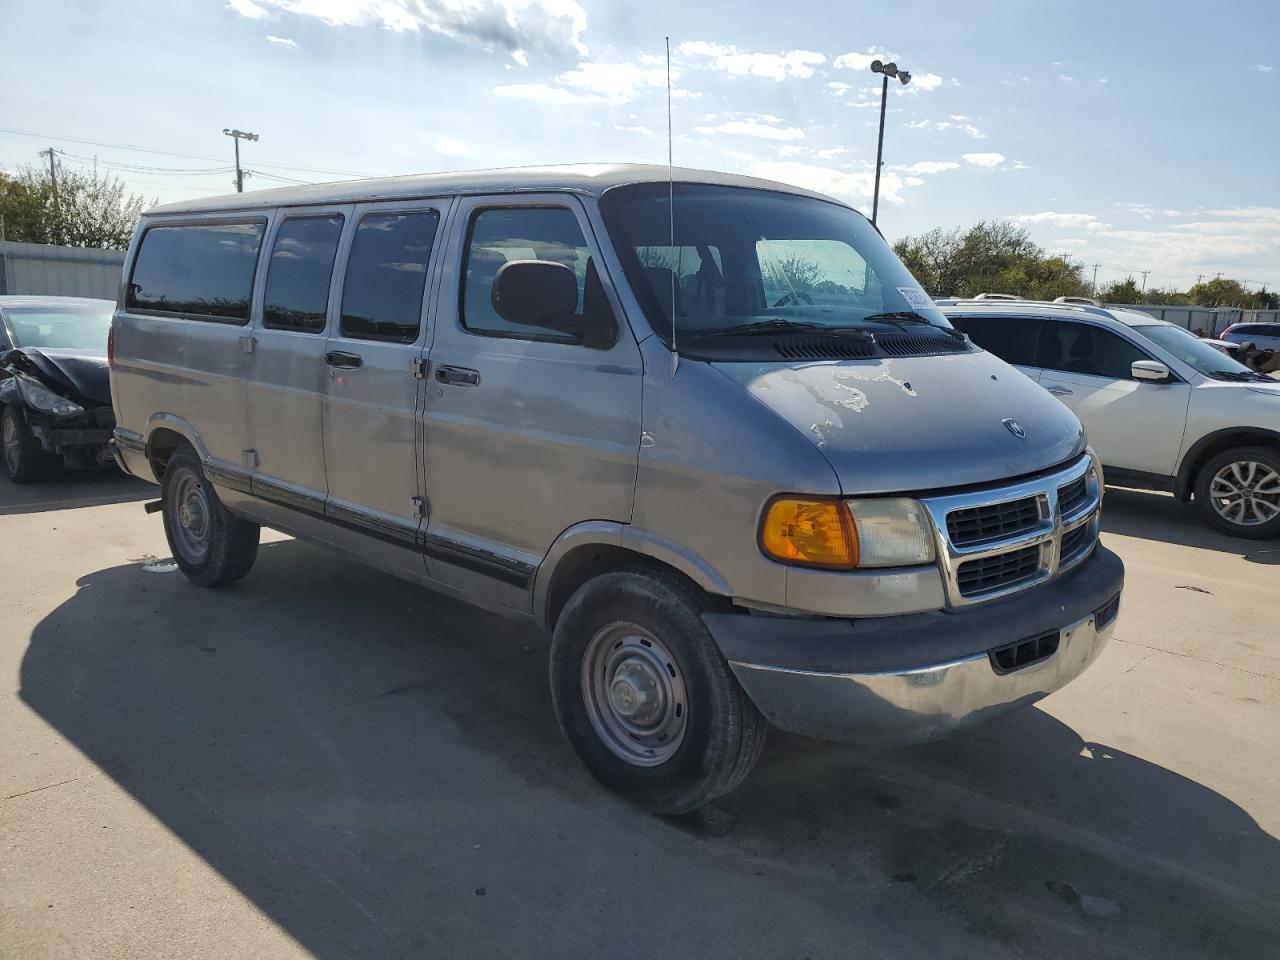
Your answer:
110,165 -> 1124,813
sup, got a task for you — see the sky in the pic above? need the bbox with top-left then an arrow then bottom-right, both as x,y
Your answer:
1,0 -> 1277,292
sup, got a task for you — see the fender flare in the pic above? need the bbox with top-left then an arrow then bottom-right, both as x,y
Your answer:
1175,426 -> 1280,498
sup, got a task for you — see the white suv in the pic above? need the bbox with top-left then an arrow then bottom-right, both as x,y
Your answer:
942,299 -> 1280,538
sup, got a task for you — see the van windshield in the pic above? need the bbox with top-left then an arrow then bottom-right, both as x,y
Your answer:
598,183 -> 949,346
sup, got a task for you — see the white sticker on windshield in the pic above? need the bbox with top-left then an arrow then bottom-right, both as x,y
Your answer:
897,286 -> 934,310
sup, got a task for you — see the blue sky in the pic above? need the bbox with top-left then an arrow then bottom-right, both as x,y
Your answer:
2,0 -> 1276,291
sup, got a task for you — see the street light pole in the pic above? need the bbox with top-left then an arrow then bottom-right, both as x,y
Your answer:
869,60 -> 911,226
222,128 -> 259,193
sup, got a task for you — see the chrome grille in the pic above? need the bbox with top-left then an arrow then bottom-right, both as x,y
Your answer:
921,454 -> 1102,608
946,496 -> 1042,547
956,544 -> 1043,597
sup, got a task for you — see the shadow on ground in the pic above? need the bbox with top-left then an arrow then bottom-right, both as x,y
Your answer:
0,467 -> 153,517
1101,486 -> 1280,564
18,540 -> 1280,959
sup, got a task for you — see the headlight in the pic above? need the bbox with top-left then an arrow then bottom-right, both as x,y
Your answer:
760,497 -> 936,569
1087,446 -> 1104,502
16,376 -> 84,418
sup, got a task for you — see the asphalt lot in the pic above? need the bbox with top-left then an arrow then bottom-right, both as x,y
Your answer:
1,469 -> 1277,960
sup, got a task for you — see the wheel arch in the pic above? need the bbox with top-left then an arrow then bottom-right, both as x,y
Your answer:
1175,427 -> 1280,500
144,414 -> 209,482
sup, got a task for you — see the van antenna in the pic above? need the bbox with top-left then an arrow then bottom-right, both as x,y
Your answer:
666,35 -> 678,377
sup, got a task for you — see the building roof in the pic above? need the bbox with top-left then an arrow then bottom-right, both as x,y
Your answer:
148,163 -> 847,216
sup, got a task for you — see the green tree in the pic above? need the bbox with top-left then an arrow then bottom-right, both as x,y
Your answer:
1100,277 -> 1142,303
893,220 -> 1090,300
0,163 -> 151,249
1187,277 -> 1250,308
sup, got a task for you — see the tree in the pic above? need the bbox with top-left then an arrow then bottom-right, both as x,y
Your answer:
0,163 -> 152,249
893,220 -> 1091,300
1099,277 -> 1142,303
1187,277 -> 1252,308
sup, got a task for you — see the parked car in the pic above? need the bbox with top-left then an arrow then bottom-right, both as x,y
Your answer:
943,299 -> 1280,538
1201,338 -> 1244,359
1,295 -> 116,482
1221,322 -> 1280,354
110,165 -> 1123,813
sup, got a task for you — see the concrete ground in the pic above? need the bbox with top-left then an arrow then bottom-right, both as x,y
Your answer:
1,469 -> 1277,960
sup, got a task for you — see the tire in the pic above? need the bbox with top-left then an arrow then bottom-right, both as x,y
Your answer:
550,568 -> 766,815
1193,446 -> 1280,539
161,446 -> 261,586
1,405 -> 61,483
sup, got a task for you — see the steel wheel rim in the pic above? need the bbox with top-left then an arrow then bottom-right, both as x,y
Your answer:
1209,460 -> 1280,527
581,621 -> 688,767
170,468 -> 213,563
2,415 -> 19,474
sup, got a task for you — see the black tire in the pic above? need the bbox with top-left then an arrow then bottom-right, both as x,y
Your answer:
161,446 -> 261,586
1,405 -> 61,483
550,568 -> 766,815
1193,445 -> 1280,539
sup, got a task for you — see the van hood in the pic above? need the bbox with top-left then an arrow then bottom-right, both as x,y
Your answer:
712,351 -> 1086,495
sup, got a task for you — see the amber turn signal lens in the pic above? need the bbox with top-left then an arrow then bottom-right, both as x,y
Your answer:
760,498 -> 859,569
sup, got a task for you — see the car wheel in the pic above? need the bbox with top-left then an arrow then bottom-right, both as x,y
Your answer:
1194,446 -> 1280,539
1,405 -> 61,484
550,568 -> 766,815
161,446 -> 261,586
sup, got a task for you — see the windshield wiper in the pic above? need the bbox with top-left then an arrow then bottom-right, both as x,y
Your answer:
862,311 -> 935,326
703,318 -> 827,337
1210,370 -> 1273,382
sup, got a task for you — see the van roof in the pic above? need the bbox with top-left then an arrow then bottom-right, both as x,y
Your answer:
147,163 -> 846,216
936,297 -> 1168,328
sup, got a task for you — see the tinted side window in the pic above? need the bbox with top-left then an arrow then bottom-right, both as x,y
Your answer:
1038,321 -> 1149,379
340,211 -> 439,343
263,215 -> 344,333
462,206 -> 614,341
949,315 -> 1040,366
127,221 -> 265,322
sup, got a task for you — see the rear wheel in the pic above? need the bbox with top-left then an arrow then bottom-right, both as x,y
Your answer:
550,568 -> 766,815
161,446 -> 260,586
1194,446 -> 1280,539
2,405 -> 61,483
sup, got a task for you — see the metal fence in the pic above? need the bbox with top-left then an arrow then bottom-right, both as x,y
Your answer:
1108,304 -> 1280,336
0,241 -> 125,300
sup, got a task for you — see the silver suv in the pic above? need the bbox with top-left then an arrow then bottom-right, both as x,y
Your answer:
109,165 -> 1123,812
944,299 -> 1280,538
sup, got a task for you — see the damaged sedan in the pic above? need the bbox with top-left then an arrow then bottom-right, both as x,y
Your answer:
1,296 -> 116,483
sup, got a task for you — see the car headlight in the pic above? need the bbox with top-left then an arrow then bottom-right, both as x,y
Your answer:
760,497 -> 936,569
16,375 -> 84,418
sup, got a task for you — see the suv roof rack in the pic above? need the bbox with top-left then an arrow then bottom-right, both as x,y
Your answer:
933,296 -> 1128,324
1054,295 -> 1102,307
971,292 -> 1021,301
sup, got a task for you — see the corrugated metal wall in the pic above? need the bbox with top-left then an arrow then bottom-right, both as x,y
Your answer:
1107,304 -> 1280,336
0,241 -> 125,300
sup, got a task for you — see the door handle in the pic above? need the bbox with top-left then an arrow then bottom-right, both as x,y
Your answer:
1046,385 -> 1073,396
436,365 -> 480,386
325,351 -> 363,369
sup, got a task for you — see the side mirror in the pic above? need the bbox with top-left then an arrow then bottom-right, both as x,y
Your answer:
491,260 -> 578,330
1131,360 -> 1171,382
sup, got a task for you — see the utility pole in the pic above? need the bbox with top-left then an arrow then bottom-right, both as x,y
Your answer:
868,60 -> 911,226
39,147 -> 60,245
222,128 -> 259,193
1139,270 -> 1150,292
1091,262 -> 1099,296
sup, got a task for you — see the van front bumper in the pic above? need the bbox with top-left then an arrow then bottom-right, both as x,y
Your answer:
704,545 -> 1123,747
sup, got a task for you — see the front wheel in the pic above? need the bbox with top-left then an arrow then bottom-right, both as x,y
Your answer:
550,569 -> 766,815
161,446 -> 261,586
1194,446 -> 1280,539
2,405 -> 61,483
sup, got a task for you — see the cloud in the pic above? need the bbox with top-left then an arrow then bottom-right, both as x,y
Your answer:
511,49 -> 528,66
226,0 -> 589,59
1057,74 -> 1074,81
435,135 -> 470,156
1016,211 -> 1104,229
962,152 -> 1006,168
909,118 -> 986,139
228,0 -> 268,18
827,81 -> 852,95
1256,64 -> 1274,73
815,146 -> 850,160
902,160 -> 959,174
695,119 -> 805,141
678,40 -> 824,80
266,34 -> 296,47
494,60 -> 668,105
833,48 -> 895,71
749,160 -> 900,206
904,176 -> 924,187
615,124 -> 653,136
910,72 -> 943,91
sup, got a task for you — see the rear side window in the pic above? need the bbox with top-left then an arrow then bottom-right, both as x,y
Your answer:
949,315 -> 1040,366
263,215 -> 345,333
1038,321 -> 1149,379
340,211 -> 440,342
127,221 -> 265,322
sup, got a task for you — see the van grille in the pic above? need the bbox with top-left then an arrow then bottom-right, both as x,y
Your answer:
773,336 -> 875,360
946,496 -> 1042,547
875,333 -> 969,357
956,544 -> 1043,598
1058,475 -> 1090,517
1060,522 -> 1095,566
